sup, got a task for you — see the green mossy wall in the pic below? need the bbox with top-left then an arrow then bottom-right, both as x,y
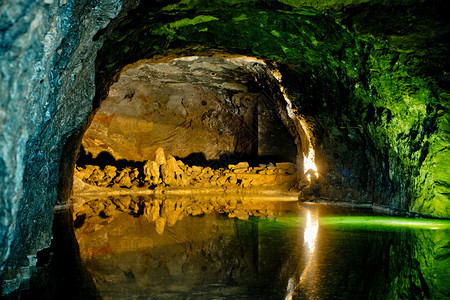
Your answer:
95,0 -> 449,218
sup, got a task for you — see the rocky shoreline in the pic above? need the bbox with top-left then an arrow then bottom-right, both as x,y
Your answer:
74,148 -> 299,193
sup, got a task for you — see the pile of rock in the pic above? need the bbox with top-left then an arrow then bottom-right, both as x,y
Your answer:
75,165 -> 139,188
74,147 -> 297,190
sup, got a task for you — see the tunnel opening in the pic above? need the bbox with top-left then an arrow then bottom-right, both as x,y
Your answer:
72,56 -> 314,195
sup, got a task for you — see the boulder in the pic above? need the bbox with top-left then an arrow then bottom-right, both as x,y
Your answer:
75,165 -> 99,181
143,160 -> 161,185
154,147 -> 166,166
103,165 -> 117,182
276,162 -> 294,170
163,155 -> 189,186
228,162 -> 249,170
112,168 -> 133,188
161,164 -> 177,186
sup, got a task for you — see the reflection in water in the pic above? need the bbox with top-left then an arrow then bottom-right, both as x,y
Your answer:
74,197 -> 450,299
303,209 -> 319,253
285,208 -> 319,300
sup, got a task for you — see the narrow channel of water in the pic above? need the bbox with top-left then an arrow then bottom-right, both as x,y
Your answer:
74,197 -> 450,299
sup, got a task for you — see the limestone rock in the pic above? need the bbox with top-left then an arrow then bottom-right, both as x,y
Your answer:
160,155 -> 186,187
229,162 -> 249,170
229,210 -> 250,220
155,147 -> 166,166
233,168 -> 247,174
113,168 -> 133,188
75,165 -> 99,181
104,166 -> 118,182
167,155 -> 188,186
144,160 -> 161,185
276,162 -> 294,170
217,176 -> 228,186
129,168 -> 140,186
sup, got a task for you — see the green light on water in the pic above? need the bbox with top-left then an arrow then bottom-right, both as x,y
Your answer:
319,216 -> 450,231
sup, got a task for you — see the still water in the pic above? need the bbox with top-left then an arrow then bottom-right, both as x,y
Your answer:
74,196 -> 450,299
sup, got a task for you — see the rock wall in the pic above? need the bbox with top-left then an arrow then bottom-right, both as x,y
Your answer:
83,57 -> 267,161
0,0 -> 125,293
95,0 -> 449,218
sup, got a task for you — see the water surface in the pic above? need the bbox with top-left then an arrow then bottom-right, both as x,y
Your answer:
74,197 -> 450,299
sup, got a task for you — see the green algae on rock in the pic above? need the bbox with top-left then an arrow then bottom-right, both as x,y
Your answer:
95,0 -> 449,218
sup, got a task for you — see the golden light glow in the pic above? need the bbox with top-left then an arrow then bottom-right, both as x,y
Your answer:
284,209 -> 320,299
299,120 -> 319,179
284,277 -> 296,300
269,67 -> 320,179
304,210 -> 319,252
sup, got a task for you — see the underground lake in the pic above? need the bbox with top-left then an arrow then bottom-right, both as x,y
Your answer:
15,196 -> 450,299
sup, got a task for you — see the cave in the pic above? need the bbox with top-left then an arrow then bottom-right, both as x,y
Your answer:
78,56 -> 298,169
1,0 -> 449,299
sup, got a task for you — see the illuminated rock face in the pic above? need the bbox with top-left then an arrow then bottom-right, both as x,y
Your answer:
1,0 -> 449,295
82,57 -> 296,162
73,148 -> 297,191
96,0 -> 449,219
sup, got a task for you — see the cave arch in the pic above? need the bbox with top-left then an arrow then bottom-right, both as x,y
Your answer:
59,0 -> 448,218
2,0 -> 449,296
66,54 -> 318,197
79,56 -> 300,166
76,1 -> 371,209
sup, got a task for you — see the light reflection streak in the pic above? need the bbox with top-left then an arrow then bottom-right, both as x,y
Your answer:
270,69 -> 319,179
304,210 -> 319,253
285,208 -> 319,300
